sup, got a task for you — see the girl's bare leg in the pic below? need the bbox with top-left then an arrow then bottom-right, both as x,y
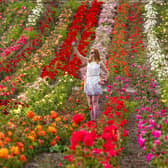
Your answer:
92,95 -> 100,121
86,95 -> 93,120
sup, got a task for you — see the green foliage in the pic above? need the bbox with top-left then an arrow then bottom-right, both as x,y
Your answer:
63,0 -> 80,12
154,2 -> 168,54
3,1 -> 34,26
52,7 -> 61,18
124,100 -> 138,118
49,144 -> 68,153
160,79 -> 168,107
17,74 -> 75,116
58,27 -> 68,40
23,29 -> 38,40
6,26 -> 22,41
9,1 -> 34,9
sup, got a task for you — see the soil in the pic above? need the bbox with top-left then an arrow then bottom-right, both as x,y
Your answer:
24,152 -> 64,168
119,111 -> 156,168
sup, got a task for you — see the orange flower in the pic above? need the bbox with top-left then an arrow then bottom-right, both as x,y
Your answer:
19,154 -> 26,162
4,137 -> 12,144
27,111 -> 34,118
0,148 -> 8,159
55,117 -> 61,122
0,140 -> 4,147
50,111 -> 57,119
30,131 -> 36,137
32,115 -> 41,122
10,146 -> 20,155
81,81 -> 84,86
72,122 -> 77,127
0,132 -> 5,139
69,127 -> 73,131
16,142 -> 24,152
7,131 -> 12,136
27,135 -> 35,142
36,125 -> 42,130
64,124 -> 68,128
38,130 -> 46,137
47,126 -> 57,134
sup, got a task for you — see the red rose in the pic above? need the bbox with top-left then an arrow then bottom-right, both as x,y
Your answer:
72,114 -> 84,124
83,133 -> 94,146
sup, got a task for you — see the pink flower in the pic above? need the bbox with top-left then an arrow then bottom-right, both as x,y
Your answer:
153,139 -> 160,146
165,120 -> 168,125
58,163 -> 62,166
152,130 -> 161,138
146,153 -> 153,162
137,136 -> 145,147
92,148 -> 102,154
136,115 -> 141,119
148,119 -> 156,126
102,161 -> 110,168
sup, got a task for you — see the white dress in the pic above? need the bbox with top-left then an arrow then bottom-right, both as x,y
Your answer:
84,61 -> 102,95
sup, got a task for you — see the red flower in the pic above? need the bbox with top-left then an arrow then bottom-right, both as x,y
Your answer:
83,133 -> 94,146
72,114 -> 84,124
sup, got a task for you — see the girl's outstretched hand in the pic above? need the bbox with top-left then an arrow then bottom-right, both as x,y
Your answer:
72,41 -> 76,47
98,79 -> 107,85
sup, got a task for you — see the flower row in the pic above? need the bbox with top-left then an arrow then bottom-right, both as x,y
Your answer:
41,0 -> 103,79
26,0 -> 44,27
144,0 -> 168,80
0,1 -> 34,50
92,0 -> 117,63
125,3 -> 168,166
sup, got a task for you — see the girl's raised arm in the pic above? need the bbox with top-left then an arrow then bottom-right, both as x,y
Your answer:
73,46 -> 88,64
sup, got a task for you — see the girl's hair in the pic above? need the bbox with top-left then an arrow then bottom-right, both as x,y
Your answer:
88,48 -> 101,63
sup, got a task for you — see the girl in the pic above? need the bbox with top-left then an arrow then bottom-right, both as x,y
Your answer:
72,42 -> 109,121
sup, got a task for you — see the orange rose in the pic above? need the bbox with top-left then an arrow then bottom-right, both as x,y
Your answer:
7,131 -> 12,136
27,111 -> 34,118
32,115 -> 41,122
0,140 -> 4,147
0,132 -> 5,139
27,135 -> 35,142
36,125 -> 42,130
55,117 -> 61,122
0,148 -> 8,159
38,130 -> 46,137
50,111 -> 57,119
10,146 -> 20,155
47,126 -> 57,134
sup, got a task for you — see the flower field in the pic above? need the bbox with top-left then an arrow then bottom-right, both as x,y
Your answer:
0,0 -> 168,168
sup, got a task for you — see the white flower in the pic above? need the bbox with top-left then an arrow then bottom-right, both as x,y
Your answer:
26,0 -> 44,27
144,0 -> 168,80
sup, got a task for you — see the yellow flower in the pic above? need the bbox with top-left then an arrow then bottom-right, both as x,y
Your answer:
161,99 -> 167,103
